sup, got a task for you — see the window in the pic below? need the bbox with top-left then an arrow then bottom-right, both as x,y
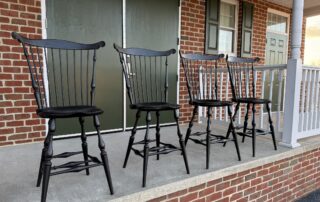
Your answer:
206,1 -> 254,57
219,2 -> 236,53
205,0 -> 238,55
267,12 -> 288,34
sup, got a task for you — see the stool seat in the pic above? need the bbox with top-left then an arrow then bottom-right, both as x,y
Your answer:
37,106 -> 103,118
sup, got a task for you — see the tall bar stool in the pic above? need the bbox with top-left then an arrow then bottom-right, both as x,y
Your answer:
114,44 -> 189,187
180,52 -> 241,169
12,32 -> 114,202
225,56 -> 277,157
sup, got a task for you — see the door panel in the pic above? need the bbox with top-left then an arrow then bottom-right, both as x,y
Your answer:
46,0 -> 123,135
126,0 -> 179,127
265,32 -> 288,111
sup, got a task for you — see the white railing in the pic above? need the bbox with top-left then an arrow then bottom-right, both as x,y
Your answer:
297,66 -> 320,138
199,64 -> 287,134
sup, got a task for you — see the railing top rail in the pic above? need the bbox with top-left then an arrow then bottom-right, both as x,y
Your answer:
302,65 -> 320,70
253,64 -> 287,71
199,64 -> 287,73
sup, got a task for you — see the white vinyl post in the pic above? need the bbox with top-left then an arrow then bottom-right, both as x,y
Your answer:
281,0 -> 304,148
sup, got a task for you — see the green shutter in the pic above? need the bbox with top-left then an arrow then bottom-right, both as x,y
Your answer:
241,2 -> 254,57
205,0 -> 220,54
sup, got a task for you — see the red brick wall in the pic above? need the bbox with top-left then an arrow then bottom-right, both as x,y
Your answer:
0,0 -> 308,146
0,0 -> 45,146
148,148 -> 320,202
179,0 -> 306,123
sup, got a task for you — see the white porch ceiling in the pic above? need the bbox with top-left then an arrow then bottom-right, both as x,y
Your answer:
267,0 -> 320,17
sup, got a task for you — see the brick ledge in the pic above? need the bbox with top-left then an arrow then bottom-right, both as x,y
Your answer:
107,140 -> 320,202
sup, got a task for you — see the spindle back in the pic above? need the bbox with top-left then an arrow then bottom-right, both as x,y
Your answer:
180,52 -> 224,102
226,56 -> 260,100
12,32 -> 105,110
114,44 -> 176,106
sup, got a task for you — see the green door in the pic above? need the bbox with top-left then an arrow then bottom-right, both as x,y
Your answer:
126,0 -> 179,127
265,31 -> 288,111
265,32 -> 288,65
46,0 -> 123,135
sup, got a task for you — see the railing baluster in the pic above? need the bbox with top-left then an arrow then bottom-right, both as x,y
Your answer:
219,72 -> 223,121
199,66 -> 203,123
308,70 -> 316,130
315,71 -> 320,129
225,72 -> 229,122
269,69 -> 274,105
305,70 -> 312,131
260,70 -> 266,128
237,68 -> 242,125
300,69 -> 307,132
277,69 -> 284,132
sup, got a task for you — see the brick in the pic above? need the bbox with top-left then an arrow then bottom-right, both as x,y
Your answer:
223,187 -> 236,197
15,139 -> 32,144
237,182 -> 250,191
206,192 -> 222,201
147,195 -> 167,202
16,127 -> 32,133
189,183 -> 206,192
199,186 -> 215,197
168,189 -> 187,199
0,135 -> 7,142
0,142 -> 14,146
0,9 -> 19,17
180,192 -> 197,202
1,24 -> 19,32
216,182 -> 230,191
245,173 -> 256,181
8,134 -> 26,140
207,178 -> 222,187
10,4 -> 26,11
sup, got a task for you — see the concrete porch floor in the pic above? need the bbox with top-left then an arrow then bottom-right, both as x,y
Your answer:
0,123 -> 294,202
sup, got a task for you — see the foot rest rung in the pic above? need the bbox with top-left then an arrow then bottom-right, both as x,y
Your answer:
50,163 -> 101,176
189,133 -> 233,146
53,151 -> 82,158
133,139 -> 156,145
131,142 -> 180,158
237,129 -> 271,137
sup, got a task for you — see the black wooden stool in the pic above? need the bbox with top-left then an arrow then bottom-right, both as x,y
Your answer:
224,56 -> 277,157
12,32 -> 114,202
114,44 -> 190,187
180,52 -> 241,169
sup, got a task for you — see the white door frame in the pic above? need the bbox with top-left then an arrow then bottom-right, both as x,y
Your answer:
265,8 -> 291,64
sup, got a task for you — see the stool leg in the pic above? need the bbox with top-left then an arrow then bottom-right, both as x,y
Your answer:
228,106 -> 241,161
94,115 -> 114,195
143,112 -> 151,187
252,104 -> 256,157
156,111 -> 160,160
185,106 -> 198,146
41,118 -> 55,202
79,117 -> 89,175
266,103 -> 277,150
174,109 -> 190,174
224,102 -> 240,147
36,129 -> 51,187
242,103 -> 250,143
206,107 -> 212,169
123,110 -> 141,168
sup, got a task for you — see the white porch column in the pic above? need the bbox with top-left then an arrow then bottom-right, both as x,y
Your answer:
280,0 -> 304,148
